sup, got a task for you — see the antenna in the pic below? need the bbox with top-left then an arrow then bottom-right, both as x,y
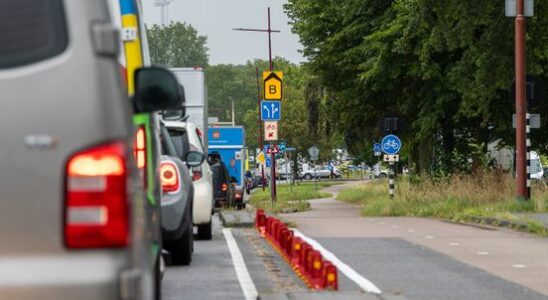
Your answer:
153,0 -> 175,26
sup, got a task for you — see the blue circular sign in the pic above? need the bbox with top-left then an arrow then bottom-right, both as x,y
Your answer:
373,143 -> 382,153
381,135 -> 402,155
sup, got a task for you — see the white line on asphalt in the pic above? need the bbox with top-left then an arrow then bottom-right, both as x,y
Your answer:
222,228 -> 259,300
449,242 -> 460,246
477,251 -> 489,255
292,228 -> 382,294
425,235 -> 434,239
512,264 -> 526,268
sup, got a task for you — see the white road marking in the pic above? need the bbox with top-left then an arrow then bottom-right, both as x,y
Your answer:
223,228 -> 259,300
292,228 -> 382,294
425,235 -> 434,239
477,251 -> 489,255
512,264 -> 526,268
408,229 -> 415,233
449,242 -> 460,246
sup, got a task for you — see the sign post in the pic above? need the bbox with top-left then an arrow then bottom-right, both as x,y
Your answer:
308,146 -> 320,190
381,135 -> 402,198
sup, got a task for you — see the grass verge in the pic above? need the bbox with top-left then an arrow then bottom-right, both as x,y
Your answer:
337,173 -> 548,236
250,182 -> 334,214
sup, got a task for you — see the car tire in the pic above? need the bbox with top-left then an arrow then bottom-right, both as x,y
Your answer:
304,173 -> 312,180
197,219 -> 213,240
169,211 -> 193,266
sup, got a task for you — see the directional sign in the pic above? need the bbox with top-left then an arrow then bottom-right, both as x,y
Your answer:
261,101 -> 281,121
381,134 -> 402,155
384,154 -> 400,162
308,146 -> 319,160
256,151 -> 266,165
264,121 -> 278,141
263,71 -> 283,100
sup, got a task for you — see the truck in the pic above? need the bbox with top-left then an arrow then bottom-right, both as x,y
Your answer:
208,127 -> 246,205
170,67 -> 208,148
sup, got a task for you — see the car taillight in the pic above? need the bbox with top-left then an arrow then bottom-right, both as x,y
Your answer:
192,166 -> 202,181
195,128 -> 203,138
64,142 -> 129,249
161,161 -> 180,193
133,126 -> 147,186
221,183 -> 228,192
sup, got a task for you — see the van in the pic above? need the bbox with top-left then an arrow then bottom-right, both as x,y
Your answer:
0,1 -> 182,299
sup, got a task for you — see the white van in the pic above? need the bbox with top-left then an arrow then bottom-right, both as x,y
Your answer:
530,151 -> 544,180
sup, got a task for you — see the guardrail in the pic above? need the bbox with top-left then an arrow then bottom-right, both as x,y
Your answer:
255,209 -> 338,290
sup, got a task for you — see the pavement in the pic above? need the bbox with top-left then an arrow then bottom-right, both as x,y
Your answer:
279,181 -> 548,300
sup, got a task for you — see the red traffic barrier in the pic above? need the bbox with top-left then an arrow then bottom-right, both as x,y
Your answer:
284,230 -> 294,256
291,237 -> 303,266
324,262 -> 338,290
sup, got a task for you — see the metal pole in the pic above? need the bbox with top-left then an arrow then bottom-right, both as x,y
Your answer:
526,114 -> 531,198
267,7 -> 277,203
389,162 -> 395,198
515,0 -> 528,200
255,67 -> 266,191
268,7 -> 273,71
231,98 -> 235,126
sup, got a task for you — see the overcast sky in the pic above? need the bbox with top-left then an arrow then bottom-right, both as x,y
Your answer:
141,0 -> 306,65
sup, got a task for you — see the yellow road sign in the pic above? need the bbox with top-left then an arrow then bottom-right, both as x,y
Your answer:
256,151 -> 266,165
263,71 -> 283,100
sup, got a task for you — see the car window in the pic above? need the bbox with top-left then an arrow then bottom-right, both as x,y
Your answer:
0,0 -> 68,69
168,128 -> 190,159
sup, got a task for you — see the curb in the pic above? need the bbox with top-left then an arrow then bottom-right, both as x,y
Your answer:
219,210 -> 255,228
460,215 -> 548,234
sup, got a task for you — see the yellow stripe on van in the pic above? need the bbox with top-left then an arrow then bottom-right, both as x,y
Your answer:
122,14 -> 143,95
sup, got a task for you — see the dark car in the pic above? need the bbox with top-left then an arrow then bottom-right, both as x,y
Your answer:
211,160 -> 235,208
159,123 -> 204,265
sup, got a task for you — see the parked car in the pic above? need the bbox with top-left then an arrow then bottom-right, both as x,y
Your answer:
0,0 -> 183,298
165,121 -> 214,240
301,166 -> 341,180
211,160 -> 236,207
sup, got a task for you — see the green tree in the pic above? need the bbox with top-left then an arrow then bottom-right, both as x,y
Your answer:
147,22 -> 209,67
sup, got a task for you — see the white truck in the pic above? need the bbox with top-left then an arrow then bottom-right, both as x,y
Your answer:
170,67 -> 208,148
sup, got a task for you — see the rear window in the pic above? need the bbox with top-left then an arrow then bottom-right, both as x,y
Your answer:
0,0 -> 68,69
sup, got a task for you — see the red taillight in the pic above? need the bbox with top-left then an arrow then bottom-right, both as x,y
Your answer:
64,142 -> 129,249
221,183 -> 228,192
192,166 -> 202,181
195,128 -> 203,138
161,161 -> 180,193
133,126 -> 147,186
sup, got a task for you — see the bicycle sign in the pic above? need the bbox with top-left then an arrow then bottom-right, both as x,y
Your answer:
381,134 -> 402,155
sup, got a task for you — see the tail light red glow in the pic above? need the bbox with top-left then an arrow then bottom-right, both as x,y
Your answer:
221,183 -> 228,192
133,126 -> 147,186
64,142 -> 129,248
161,161 -> 180,193
192,166 -> 202,181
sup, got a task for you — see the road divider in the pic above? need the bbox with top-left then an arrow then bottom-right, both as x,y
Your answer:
255,209 -> 338,290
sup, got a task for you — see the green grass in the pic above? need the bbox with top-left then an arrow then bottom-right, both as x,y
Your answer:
250,182 -> 334,213
336,173 -> 548,236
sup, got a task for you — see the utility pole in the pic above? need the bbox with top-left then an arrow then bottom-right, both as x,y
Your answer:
233,8 -> 281,202
154,0 -> 175,26
515,0 -> 527,200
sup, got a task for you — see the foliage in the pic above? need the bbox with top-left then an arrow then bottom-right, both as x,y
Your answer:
146,22 -> 209,67
250,182 -> 333,213
284,0 -> 548,174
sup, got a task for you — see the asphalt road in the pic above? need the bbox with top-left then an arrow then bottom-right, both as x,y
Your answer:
280,181 -> 548,300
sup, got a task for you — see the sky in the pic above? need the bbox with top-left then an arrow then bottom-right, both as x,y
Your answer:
141,0 -> 306,65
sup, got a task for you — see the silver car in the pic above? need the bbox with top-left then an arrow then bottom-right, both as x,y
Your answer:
0,1 -> 182,299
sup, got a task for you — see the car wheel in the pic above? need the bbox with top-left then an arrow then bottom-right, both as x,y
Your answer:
304,173 -> 312,180
169,211 -> 193,266
154,253 -> 162,300
197,219 -> 213,240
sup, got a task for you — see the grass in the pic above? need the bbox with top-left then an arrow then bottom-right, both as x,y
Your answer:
336,172 -> 548,236
250,182 -> 334,213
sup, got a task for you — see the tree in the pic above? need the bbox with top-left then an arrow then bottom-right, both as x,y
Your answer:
147,22 -> 209,67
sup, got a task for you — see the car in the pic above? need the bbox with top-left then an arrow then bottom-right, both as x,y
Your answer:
0,0 -> 183,298
165,121 -> 214,240
301,166 -> 341,180
210,159 -> 236,208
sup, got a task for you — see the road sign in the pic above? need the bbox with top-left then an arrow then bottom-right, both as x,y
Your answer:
256,151 -> 266,165
373,143 -> 382,153
261,101 -> 281,121
513,114 -> 541,129
381,134 -> 402,155
285,147 -> 296,151
506,0 -> 534,17
265,156 -> 271,167
308,146 -> 319,161
384,154 -> 400,162
263,71 -> 283,100
264,121 -> 278,141
374,151 -> 382,157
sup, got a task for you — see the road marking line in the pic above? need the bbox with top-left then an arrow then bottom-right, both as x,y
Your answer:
425,235 -> 434,239
449,242 -> 460,246
512,264 -> 526,268
292,228 -> 382,294
477,251 -> 489,255
223,228 -> 259,300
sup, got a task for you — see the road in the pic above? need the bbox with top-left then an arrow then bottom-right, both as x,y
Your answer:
280,182 -> 548,300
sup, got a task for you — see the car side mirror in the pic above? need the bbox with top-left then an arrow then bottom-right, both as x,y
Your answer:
133,67 -> 184,113
185,151 -> 205,167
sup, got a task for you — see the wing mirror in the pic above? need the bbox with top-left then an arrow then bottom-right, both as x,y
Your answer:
133,67 -> 185,113
185,151 -> 205,167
